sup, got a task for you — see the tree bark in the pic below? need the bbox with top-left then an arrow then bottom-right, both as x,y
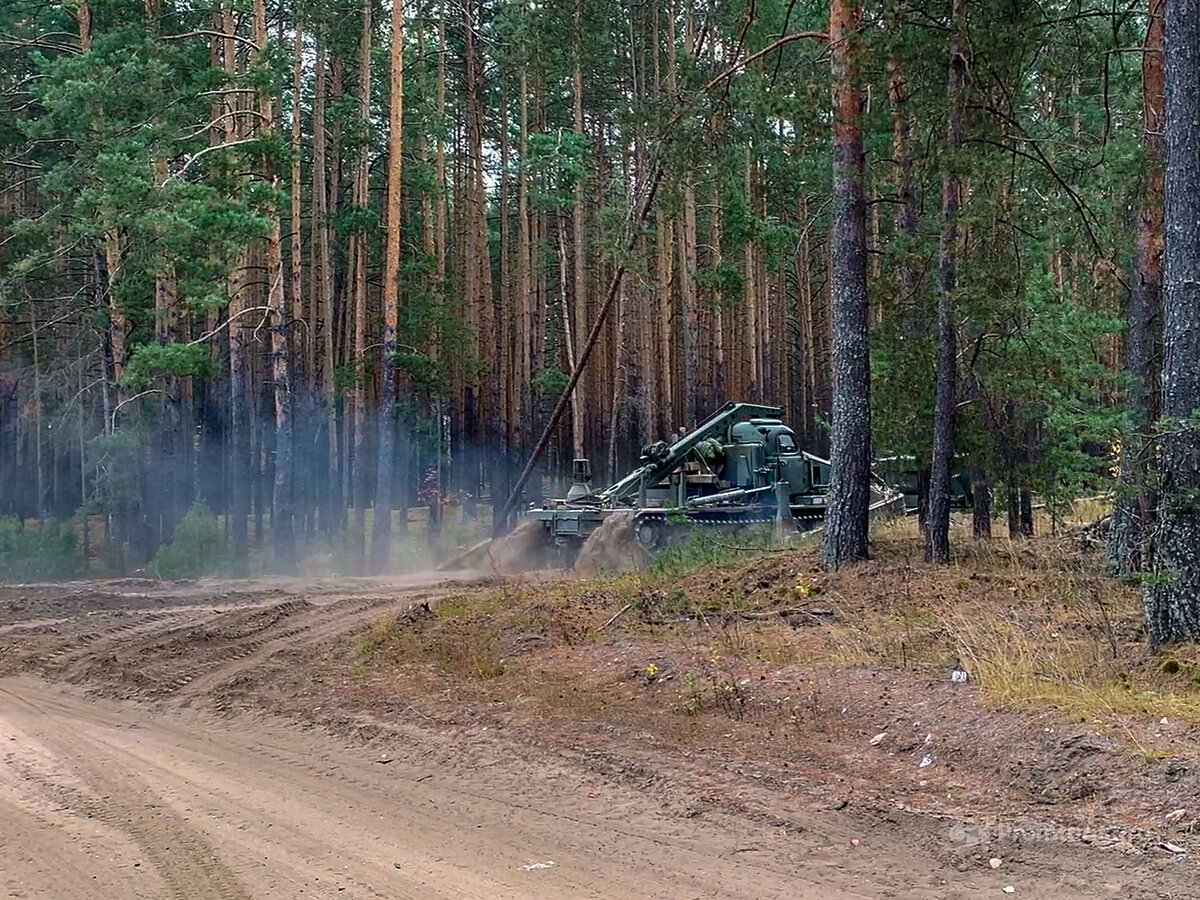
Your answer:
822,0 -> 871,568
796,195 -> 818,447
462,0 -> 497,518
312,36 -> 339,533
370,0 -> 404,573
290,17 -> 308,539
1144,0 -> 1200,646
679,176 -> 699,426
677,13 -> 699,429
572,0 -> 589,454
435,19 -> 447,288
349,0 -> 372,573
655,207 -> 674,433
887,50 -> 920,295
710,184 -> 727,416
971,471 -> 991,538
498,79 -> 514,468
517,68 -> 534,469
290,22 -> 305,390
1019,488 -> 1034,537
743,149 -> 759,402
1111,0 -> 1165,575
252,0 -> 296,573
558,209 -> 583,459
73,0 -> 93,52
926,0 -> 966,564
223,5 -> 249,574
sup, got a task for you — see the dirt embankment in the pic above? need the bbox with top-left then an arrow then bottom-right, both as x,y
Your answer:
0,539 -> 1196,899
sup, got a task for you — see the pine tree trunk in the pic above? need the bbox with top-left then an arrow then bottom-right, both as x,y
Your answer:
350,0 -> 372,572
31,304 -> 43,523
608,273 -> 628,476
223,7 -> 250,574
1145,0 -> 1200,645
887,52 -> 920,290
517,69 -> 534,468
435,19 -> 447,289
926,0 -> 966,564
290,18 -> 309,539
431,19 -> 448,507
822,0 -> 871,568
797,195 -> 817,447
73,0 -> 93,51
710,185 -> 726,414
462,0 -> 496,513
290,23 -> 305,391
653,11 -> 673,436
557,209 -> 583,460
1019,488 -> 1034,537
498,80 -> 514,466
572,1 -> 589,457
636,154 -> 655,446
251,0 -> 296,573
102,228 -> 129,401
971,471 -> 992,538
312,37 -> 339,533
370,0 -> 404,573
149,45 -> 185,546
743,149 -> 758,401
680,177 -> 699,426
655,208 -> 674,434
1111,0 -> 1165,575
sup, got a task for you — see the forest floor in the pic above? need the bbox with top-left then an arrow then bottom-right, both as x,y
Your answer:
0,526 -> 1198,898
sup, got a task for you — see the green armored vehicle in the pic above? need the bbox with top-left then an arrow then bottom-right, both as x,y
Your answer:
526,401 -> 902,560
874,455 -> 974,513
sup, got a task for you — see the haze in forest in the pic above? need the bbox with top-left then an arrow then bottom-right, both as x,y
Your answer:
2,0 -> 1199,646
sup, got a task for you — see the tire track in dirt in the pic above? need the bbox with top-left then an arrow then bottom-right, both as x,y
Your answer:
0,683 -> 249,900
0,677 -> 885,899
2,575 -> 489,703
2,574 -> 1192,899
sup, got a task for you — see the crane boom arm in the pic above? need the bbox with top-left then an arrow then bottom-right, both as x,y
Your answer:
601,402 -> 782,503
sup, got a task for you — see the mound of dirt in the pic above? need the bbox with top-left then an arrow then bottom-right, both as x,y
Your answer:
574,511 -> 649,573
490,520 -> 556,571
442,521 -> 557,573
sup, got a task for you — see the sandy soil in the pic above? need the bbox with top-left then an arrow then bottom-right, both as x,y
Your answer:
0,573 -> 1192,899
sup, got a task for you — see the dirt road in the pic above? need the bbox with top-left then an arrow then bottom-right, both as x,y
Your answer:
0,576 -> 1189,898
4,675 -> 887,900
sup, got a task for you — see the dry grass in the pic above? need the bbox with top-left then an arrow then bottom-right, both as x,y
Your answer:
808,531 -> 1200,730
351,520 -> 1200,744
327,518 -> 1200,838
357,611 -> 506,678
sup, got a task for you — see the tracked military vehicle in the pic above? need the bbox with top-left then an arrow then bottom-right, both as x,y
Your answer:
526,402 -> 903,560
874,456 -> 975,513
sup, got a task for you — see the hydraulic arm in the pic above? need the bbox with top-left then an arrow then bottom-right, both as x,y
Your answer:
601,402 -> 782,504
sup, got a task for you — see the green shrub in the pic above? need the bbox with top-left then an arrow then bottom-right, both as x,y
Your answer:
0,517 -> 86,582
649,525 -> 774,581
149,503 -> 226,579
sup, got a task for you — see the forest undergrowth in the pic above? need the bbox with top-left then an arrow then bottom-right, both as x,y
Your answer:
351,515 -> 1200,755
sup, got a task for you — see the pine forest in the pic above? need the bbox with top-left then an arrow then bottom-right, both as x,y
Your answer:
1,0 -> 1197,645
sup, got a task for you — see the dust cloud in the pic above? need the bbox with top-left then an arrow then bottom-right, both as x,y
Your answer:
439,520 -> 553,573
573,511 -> 649,573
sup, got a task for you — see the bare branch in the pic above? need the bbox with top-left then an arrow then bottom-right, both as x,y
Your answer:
180,109 -> 270,142
186,306 -> 275,346
704,31 -> 827,93
111,389 -> 168,433
162,30 -> 261,49
169,138 -> 260,181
